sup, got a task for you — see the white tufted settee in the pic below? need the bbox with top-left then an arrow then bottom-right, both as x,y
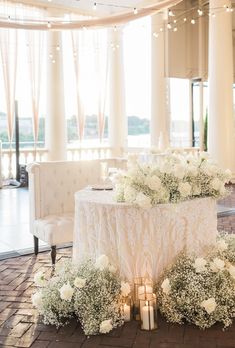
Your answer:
27,159 -> 126,264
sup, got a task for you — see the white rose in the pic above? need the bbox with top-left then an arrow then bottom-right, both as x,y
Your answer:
161,278 -> 171,295
228,264 -> 235,279
34,271 -> 46,287
201,298 -> 217,314
95,254 -> 109,270
121,281 -> 131,297
59,282 -> 74,302
178,182 -> 191,198
216,240 -> 228,252
225,169 -> 232,182
187,165 -> 198,177
74,277 -> 86,289
109,265 -> 117,273
135,192 -> 152,209
100,319 -> 113,334
174,164 -> 185,179
145,175 -> 162,191
160,163 -> 172,174
32,292 -> 43,308
200,151 -> 210,160
192,186 -> 201,196
210,178 -> 223,191
210,258 -> 225,272
124,186 -> 137,203
193,258 -> 207,273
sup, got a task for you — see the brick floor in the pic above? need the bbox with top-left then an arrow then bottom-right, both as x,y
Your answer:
0,188 -> 235,347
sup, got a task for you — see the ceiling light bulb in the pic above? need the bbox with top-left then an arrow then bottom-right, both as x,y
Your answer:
168,9 -> 174,16
160,27 -> 163,32
183,17 -> 187,22
167,23 -> 172,29
173,27 -> 178,32
173,19 -> 177,23
47,21 -> 51,28
191,19 -> 195,24
93,2 -> 97,10
134,8 -> 138,15
56,45 -> 60,51
153,32 -> 159,38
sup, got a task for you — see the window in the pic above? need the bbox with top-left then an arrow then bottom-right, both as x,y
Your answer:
123,17 -> 151,148
169,78 -> 191,147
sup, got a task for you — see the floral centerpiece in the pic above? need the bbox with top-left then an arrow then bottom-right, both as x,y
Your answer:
114,152 -> 231,208
32,255 -> 131,335
157,234 -> 235,329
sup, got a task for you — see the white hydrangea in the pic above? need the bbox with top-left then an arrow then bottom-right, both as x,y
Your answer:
34,271 -> 46,287
32,291 -> 43,308
178,182 -> 191,198
99,319 -> 113,334
145,175 -> 162,191
74,277 -> 86,289
210,258 -> 225,272
201,298 -> 217,314
193,258 -> 207,273
95,255 -> 109,271
121,281 -> 131,297
217,240 -> 228,252
135,192 -> 152,209
59,282 -> 74,302
124,186 -> 137,203
161,278 -> 171,295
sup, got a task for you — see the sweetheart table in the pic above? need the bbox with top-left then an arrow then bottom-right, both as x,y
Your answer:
73,189 -> 217,282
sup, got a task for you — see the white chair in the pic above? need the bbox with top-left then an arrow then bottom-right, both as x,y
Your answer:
27,159 -> 126,264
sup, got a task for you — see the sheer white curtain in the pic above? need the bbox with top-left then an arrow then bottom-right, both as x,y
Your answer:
71,31 -> 86,141
0,29 -> 18,143
26,30 -> 45,150
93,30 -> 109,142
66,28 -> 108,142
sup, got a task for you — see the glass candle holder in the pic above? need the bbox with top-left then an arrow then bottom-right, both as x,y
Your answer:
140,295 -> 157,331
133,278 -> 153,320
121,296 -> 132,322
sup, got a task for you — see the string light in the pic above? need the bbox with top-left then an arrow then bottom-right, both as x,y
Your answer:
173,27 -> 177,32
167,23 -> 172,29
191,19 -> 195,24
160,27 -> 163,32
168,9 -> 174,17
153,32 -> 159,38
113,26 -> 117,32
52,59 -> 56,63
56,45 -> 60,51
198,9 -> 203,16
173,19 -> 177,23
47,21 -> 51,28
93,2 -> 97,10
183,17 -> 187,22
133,8 -> 138,15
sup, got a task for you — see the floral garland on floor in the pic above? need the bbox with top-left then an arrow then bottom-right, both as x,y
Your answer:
32,239 -> 235,333
114,152 -> 232,208
32,255 -> 131,335
157,234 -> 235,329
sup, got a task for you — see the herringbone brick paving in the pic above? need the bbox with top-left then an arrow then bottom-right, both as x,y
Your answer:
0,188 -> 235,348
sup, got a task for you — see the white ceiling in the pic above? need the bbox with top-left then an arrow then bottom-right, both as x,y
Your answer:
28,0 -> 146,16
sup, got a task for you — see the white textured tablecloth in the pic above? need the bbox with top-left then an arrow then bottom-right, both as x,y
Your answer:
73,190 -> 217,282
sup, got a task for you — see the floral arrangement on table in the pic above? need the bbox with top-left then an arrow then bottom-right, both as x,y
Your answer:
32,255 -> 131,335
114,152 -> 232,208
157,234 -> 235,329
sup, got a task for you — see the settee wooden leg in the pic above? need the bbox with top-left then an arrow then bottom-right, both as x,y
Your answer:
34,236 -> 39,255
51,246 -> 56,265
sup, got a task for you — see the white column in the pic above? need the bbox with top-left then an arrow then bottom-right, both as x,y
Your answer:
46,31 -> 67,161
108,28 -> 127,157
208,0 -> 235,171
151,12 -> 170,150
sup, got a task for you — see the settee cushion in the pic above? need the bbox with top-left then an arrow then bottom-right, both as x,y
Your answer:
33,212 -> 74,245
